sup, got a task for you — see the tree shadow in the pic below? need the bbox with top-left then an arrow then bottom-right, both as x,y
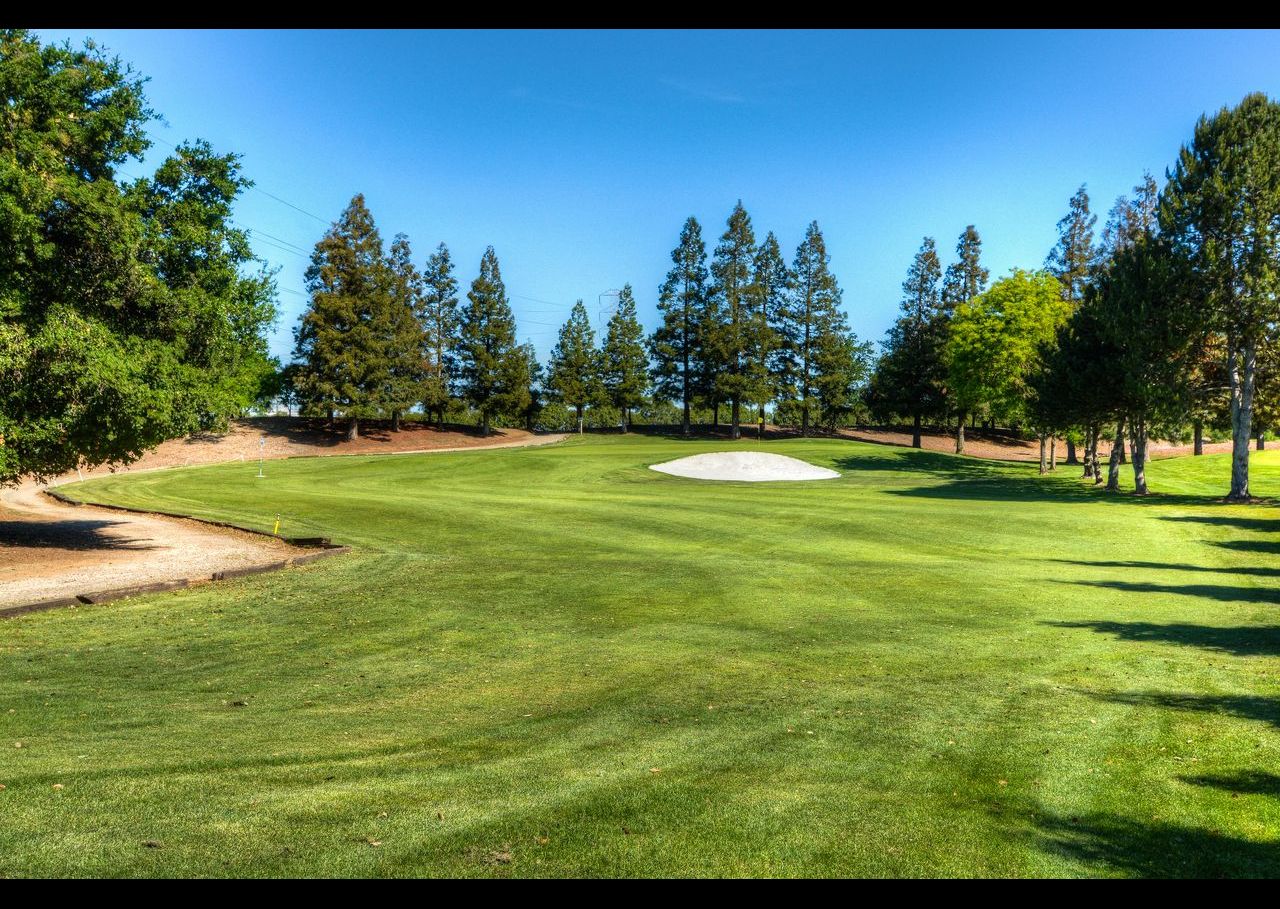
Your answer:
1033,810 -> 1279,877
1179,770 -> 1280,797
1161,514 -> 1280,533
1049,557 -> 1280,578
833,449 -> 1216,507
1213,539 -> 1280,555
1047,620 -> 1280,657
1083,689 -> 1280,730
0,518 -> 158,552
1066,578 -> 1280,605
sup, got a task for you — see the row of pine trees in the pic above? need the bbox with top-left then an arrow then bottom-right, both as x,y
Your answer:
288,199 -> 869,440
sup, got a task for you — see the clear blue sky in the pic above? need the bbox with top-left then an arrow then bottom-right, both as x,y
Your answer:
37,28 -> 1280,363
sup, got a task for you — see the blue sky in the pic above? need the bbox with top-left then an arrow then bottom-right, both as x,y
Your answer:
37,28 -> 1280,363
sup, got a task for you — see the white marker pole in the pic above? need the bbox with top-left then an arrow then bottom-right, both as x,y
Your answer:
257,435 -> 266,478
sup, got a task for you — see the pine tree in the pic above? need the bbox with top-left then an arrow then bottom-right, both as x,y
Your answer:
869,237 -> 947,447
513,341 -> 544,431
940,225 -> 989,451
602,284 -> 648,431
548,301 -> 603,433
1100,173 -> 1160,259
1046,184 -> 1097,304
650,217 -> 709,434
707,201 -> 765,439
941,225 -> 989,316
776,222 -> 843,436
753,232 -> 790,435
458,246 -> 520,436
419,242 -> 459,425
384,234 -> 427,431
293,194 -> 399,441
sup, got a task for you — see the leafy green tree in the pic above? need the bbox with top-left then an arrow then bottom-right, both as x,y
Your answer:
547,300 -> 603,433
458,246 -> 521,436
293,194 -> 400,441
602,284 -> 648,431
707,201 -> 767,439
1090,238 -> 1204,494
869,237 -> 947,447
0,30 -> 277,483
650,217 -> 709,434
945,270 -> 1072,450
1046,184 -> 1097,304
418,242 -> 459,425
1161,92 -> 1280,501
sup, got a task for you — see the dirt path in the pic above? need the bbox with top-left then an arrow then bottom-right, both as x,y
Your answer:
839,427 -> 1236,462
1,426 -> 567,610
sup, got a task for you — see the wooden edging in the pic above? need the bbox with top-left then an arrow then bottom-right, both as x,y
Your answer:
1,491 -> 353,619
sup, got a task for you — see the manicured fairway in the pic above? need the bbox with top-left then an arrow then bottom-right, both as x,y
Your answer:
2,435 -> 1278,877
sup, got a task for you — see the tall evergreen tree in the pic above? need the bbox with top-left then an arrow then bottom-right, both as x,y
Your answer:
418,242 -> 459,425
1100,173 -> 1160,258
752,231 -> 790,434
1162,93 -> 1280,501
602,284 -> 648,431
650,217 -> 709,434
707,201 -> 765,439
547,300 -> 603,434
1046,184 -> 1097,304
940,225 -> 989,451
941,225 -> 990,316
869,237 -> 946,447
293,194 -> 398,441
458,246 -> 520,436
384,233 -> 427,431
775,222 -> 843,436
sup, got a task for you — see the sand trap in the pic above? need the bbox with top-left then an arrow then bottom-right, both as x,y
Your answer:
650,451 -> 840,482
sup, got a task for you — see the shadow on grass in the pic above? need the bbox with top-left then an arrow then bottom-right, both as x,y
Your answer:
1161,514 -> 1280,532
1047,620 -> 1280,657
1085,689 -> 1280,730
1213,539 -> 1280,556
1033,811 -> 1279,877
1180,770 -> 1280,797
1067,578 -> 1280,605
833,449 -> 1219,507
1049,558 -> 1280,578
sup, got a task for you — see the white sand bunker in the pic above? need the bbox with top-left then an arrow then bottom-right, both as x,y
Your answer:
649,451 -> 840,482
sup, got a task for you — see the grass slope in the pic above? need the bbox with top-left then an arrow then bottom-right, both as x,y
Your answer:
2,436 -> 1278,877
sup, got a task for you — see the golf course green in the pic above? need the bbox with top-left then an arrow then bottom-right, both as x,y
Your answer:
2,435 -> 1278,877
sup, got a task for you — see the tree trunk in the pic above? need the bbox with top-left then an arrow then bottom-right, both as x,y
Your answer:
801,403 -> 810,438
1065,437 -> 1077,465
1130,416 -> 1148,495
1082,426 -> 1095,479
912,411 -> 922,449
1228,340 -> 1255,501
955,410 -> 965,454
1038,433 -> 1048,475
347,417 -> 360,441
1193,420 -> 1204,455
392,410 -> 401,432
758,404 -> 765,441
481,412 -> 490,437
730,396 -> 741,440
1050,436 -> 1057,471
713,402 -> 720,428
622,407 -> 630,433
1258,432 -> 1266,451
1093,424 -> 1104,485
576,405 -> 584,434
1106,419 -> 1126,492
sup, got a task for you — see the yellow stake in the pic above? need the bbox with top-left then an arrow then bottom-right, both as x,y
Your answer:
272,514 -> 281,536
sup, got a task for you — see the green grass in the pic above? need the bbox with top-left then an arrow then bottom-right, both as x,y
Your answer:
2,435 -> 1278,877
